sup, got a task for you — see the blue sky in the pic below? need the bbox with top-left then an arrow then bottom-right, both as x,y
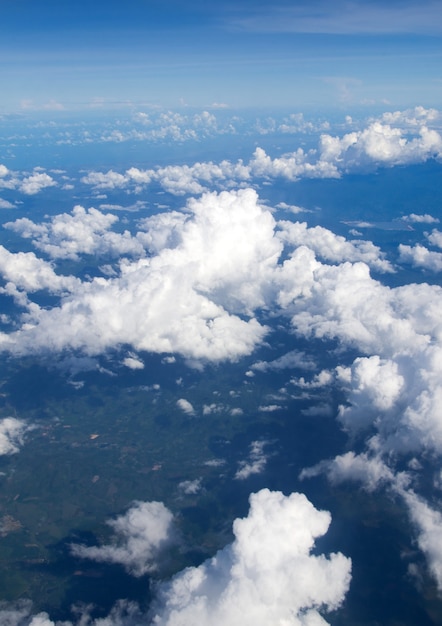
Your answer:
1,0 -> 442,112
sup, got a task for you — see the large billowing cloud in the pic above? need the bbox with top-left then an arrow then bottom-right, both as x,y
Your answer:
71,500 -> 176,577
0,190 -> 277,362
150,489 -> 351,626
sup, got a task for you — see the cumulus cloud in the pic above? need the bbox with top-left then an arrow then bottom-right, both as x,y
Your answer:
0,190 -> 276,363
300,451 -> 397,493
122,353 -> 145,370
71,501 -> 176,577
277,221 -> 394,272
19,172 -> 56,195
401,213 -> 439,224
398,243 -> 442,272
176,399 -> 195,416
5,206 -> 144,261
0,246 -> 79,293
235,440 -> 269,480
76,110 -> 442,198
150,489 -> 351,626
0,417 -> 29,455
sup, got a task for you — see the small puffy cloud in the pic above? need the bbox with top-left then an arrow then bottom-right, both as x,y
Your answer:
19,171 -> 56,195
122,353 -> 145,370
0,198 -> 15,209
401,213 -> 439,224
0,418 -> 29,456
71,501 -> 176,577
398,243 -> 442,272
300,452 -> 396,492
178,479 -> 202,495
235,440 -> 269,480
151,489 -> 351,626
176,399 -> 195,416
427,229 -> 442,248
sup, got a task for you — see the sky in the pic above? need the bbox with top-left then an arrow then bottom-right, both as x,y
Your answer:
1,0 -> 442,112
1,1 -> 442,625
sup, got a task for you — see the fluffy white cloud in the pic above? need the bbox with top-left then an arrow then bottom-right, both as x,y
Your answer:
401,213 -> 439,224
0,417 -> 29,455
19,172 -> 56,195
71,501 -> 176,577
318,122 -> 442,171
0,190 -> 277,362
235,440 -> 269,480
300,452 -> 397,492
0,246 -> 79,293
78,111 -> 442,197
150,489 -> 351,626
398,243 -> 442,271
277,221 -> 394,272
176,399 -> 195,416
5,206 -> 144,261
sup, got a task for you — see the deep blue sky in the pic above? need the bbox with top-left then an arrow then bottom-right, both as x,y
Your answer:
1,0 -> 442,112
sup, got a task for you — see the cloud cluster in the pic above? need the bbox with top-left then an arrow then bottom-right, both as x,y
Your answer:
5,206 -> 144,261
151,489 -> 351,626
0,190 -> 277,362
78,109 -> 442,196
0,491 -> 350,626
71,500 -> 176,577
0,166 -> 57,196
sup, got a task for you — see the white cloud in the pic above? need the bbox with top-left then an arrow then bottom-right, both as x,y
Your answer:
0,190 -> 274,363
178,479 -> 202,495
300,452 -> 397,493
77,110 -> 442,198
400,489 -> 442,591
401,213 -> 439,224
19,172 -> 56,195
71,501 -> 176,577
0,417 -> 29,456
277,221 -> 394,272
151,489 -> 351,626
235,440 -> 269,480
427,229 -> 442,248
0,198 -> 14,209
176,399 -> 195,416
398,243 -> 442,272
5,206 -> 144,261
122,353 -> 145,370
0,246 -> 79,293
